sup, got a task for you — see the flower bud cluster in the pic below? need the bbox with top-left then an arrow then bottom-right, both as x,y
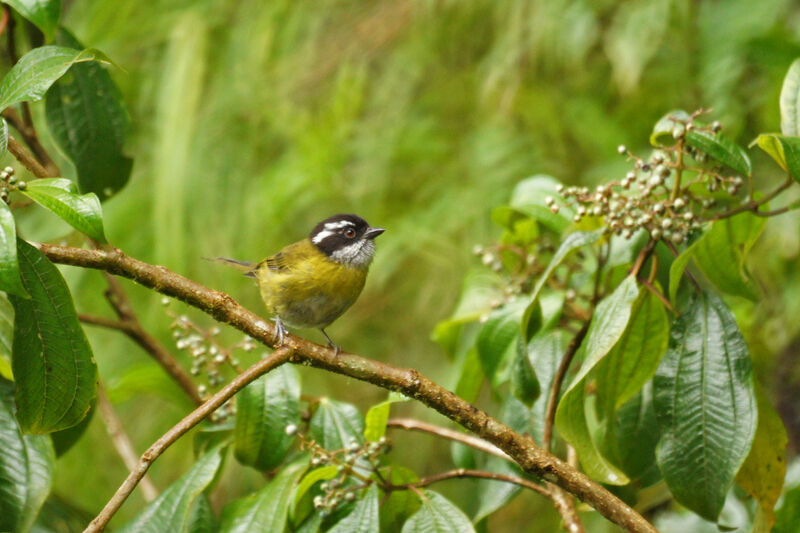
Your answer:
164,299 -> 252,410
547,116 -> 742,245
297,431 -> 390,516
0,167 -> 21,202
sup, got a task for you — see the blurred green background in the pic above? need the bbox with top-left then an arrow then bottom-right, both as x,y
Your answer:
24,0 -> 800,530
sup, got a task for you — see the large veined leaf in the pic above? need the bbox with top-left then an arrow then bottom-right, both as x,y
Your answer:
0,378 -> 55,533
594,287 -> 669,416
10,240 -> 97,434
654,292 -> 757,522
780,58 -> 800,136
401,491 -> 475,533
0,292 -> 14,360
528,331 -> 565,444
328,485 -> 379,533
0,200 -> 26,297
510,335 -> 540,406
4,0 -> 61,42
554,276 -> 639,485
599,383 -> 660,479
379,467 -> 420,533
0,46 -> 104,111
118,443 -> 227,533
309,399 -> 364,450
219,459 -> 307,533
20,178 -> 107,243
0,118 -> 8,156
234,365 -> 300,470
46,30 -> 133,199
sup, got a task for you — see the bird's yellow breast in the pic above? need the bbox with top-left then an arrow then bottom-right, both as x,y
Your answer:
254,239 -> 368,329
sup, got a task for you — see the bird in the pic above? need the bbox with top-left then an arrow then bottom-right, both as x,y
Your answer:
213,214 -> 385,354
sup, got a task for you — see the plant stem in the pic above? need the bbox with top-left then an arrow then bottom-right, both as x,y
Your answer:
387,417 -> 511,461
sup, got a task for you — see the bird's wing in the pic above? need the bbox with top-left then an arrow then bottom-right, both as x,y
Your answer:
261,240 -> 316,273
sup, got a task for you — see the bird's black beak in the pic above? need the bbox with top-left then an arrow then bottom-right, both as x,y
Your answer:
364,227 -> 385,240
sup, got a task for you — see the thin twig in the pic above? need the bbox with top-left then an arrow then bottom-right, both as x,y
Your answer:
96,385 -> 159,501
386,418 -> 511,462
640,279 -> 675,314
390,468 -> 549,497
36,242 -> 658,533
706,176 -> 794,221
8,135 -> 50,179
2,108 -> 59,176
542,322 -> 590,453
83,346 -> 293,533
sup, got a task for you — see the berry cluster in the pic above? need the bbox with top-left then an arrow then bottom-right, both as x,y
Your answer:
289,425 -> 389,517
545,114 -> 743,245
0,166 -> 23,202
164,298 -> 254,419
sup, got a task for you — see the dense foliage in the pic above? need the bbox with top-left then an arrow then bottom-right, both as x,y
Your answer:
0,1 -> 799,533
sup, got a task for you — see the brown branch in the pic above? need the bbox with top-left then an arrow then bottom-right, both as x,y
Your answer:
84,346 -> 293,533
542,322 -> 590,453
8,135 -> 50,179
96,385 -> 159,501
2,108 -> 59,176
387,417 -> 511,462
37,243 -> 657,533
640,279 -> 675,314
391,467 -> 549,498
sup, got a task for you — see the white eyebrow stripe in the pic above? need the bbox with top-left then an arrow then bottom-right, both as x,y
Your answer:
324,220 -> 355,230
312,230 -> 335,244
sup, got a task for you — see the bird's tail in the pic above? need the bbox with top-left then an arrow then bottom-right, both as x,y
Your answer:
206,257 -> 258,278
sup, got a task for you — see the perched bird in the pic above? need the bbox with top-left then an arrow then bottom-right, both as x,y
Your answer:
214,214 -> 384,353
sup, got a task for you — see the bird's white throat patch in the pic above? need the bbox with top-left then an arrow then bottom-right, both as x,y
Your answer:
330,239 -> 376,269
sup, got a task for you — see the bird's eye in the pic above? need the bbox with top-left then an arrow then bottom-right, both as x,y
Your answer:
344,228 -> 356,239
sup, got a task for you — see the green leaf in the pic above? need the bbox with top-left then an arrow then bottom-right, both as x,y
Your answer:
0,46 -> 105,111
220,459 -> 307,533
20,178 -> 107,243
118,443 -> 226,533
0,378 -> 55,533
329,485 -> 379,533
476,298 -> 527,386
379,466 -> 420,533
187,494 -> 217,533
754,133 -> 800,182
401,490 -> 475,533
651,109 -> 691,146
292,465 -> 338,513
51,398 -> 94,456
735,387 -> 787,533
0,292 -> 14,359
599,383 -> 660,479
4,0 -> 61,42
309,399 -> 364,450
668,243 -> 695,304
555,276 -> 639,485
595,287 -> 669,415
654,292 -> 757,522
364,392 -> 407,442
234,365 -> 300,471
0,118 -> 8,156
692,213 -> 765,300
521,229 -> 602,337
431,269 -> 503,358
46,29 -> 133,199
528,331 -> 565,443
0,201 -> 27,297
473,456 -> 525,523
10,240 -> 97,434
775,461 -> 800,533
510,336 -> 540,407
780,58 -> 800,136
685,130 -> 752,176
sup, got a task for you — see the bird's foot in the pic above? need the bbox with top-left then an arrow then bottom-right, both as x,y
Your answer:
275,317 -> 289,347
320,329 -> 340,356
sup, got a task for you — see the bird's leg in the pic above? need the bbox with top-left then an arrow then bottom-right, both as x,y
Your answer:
320,328 -> 340,356
274,317 -> 288,347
